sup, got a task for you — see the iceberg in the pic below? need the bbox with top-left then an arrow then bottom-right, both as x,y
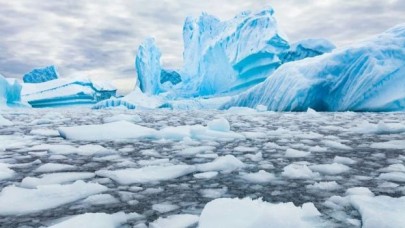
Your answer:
23,65 -> 59,83
22,76 -> 117,108
279,38 -> 336,64
0,74 -> 24,107
225,24 -> 405,112
177,8 -> 290,97
135,38 -> 162,95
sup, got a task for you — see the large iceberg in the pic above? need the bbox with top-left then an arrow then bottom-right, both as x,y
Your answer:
178,9 -> 290,97
22,76 -> 117,108
225,24 -> 405,112
23,65 -> 59,83
279,38 -> 336,64
0,74 -> 23,107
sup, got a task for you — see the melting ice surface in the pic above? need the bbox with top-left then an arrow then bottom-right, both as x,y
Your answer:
0,108 -> 405,227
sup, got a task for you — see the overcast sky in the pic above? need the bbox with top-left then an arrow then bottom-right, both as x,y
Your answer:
1,0 -> 405,93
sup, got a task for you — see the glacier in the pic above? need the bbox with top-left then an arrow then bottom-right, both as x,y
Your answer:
225,24 -> 405,112
0,74 -> 24,107
23,65 -> 59,83
22,76 -> 117,108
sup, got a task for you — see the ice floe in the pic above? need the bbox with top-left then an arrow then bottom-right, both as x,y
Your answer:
199,198 -> 323,228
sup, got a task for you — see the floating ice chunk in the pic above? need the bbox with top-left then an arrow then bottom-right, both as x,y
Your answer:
0,181 -> 107,215
59,120 -> 243,141
103,114 -> 142,123
245,152 -> 263,162
349,195 -> 405,228
346,187 -> 375,197
379,172 -> 405,182
199,198 -> 323,228
0,163 -> 15,181
30,129 -> 60,137
21,172 -> 95,188
350,121 -> 405,134
322,140 -> 352,150
309,163 -> 350,175
306,181 -> 341,191
152,202 -> 179,213
77,145 -> 110,156
0,115 -> 13,126
370,140 -> 405,150
35,163 -> 76,173
193,171 -> 218,179
282,164 -> 319,179
196,155 -> 245,173
200,187 -> 228,198
333,156 -> 357,165
240,170 -> 276,183
49,212 -> 142,228
150,214 -> 199,228
96,165 -> 196,185
81,194 -> 120,205
234,146 -> 257,152
379,164 -> 405,173
207,118 -> 230,132
309,146 -> 327,153
59,121 -> 159,141
177,146 -> 215,156
285,148 -> 311,158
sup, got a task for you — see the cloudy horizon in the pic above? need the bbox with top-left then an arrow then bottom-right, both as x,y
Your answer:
1,0 -> 405,93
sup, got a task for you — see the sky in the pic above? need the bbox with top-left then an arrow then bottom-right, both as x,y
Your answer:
1,0 -> 405,93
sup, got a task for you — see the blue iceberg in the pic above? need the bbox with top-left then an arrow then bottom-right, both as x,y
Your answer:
178,9 -> 290,97
135,38 -> 162,95
279,38 -> 336,64
22,76 -> 117,108
225,24 -> 405,112
23,66 -> 59,83
0,74 -> 23,107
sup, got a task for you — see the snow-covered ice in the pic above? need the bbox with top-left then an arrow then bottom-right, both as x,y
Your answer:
0,181 -> 107,215
199,198 -> 323,228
